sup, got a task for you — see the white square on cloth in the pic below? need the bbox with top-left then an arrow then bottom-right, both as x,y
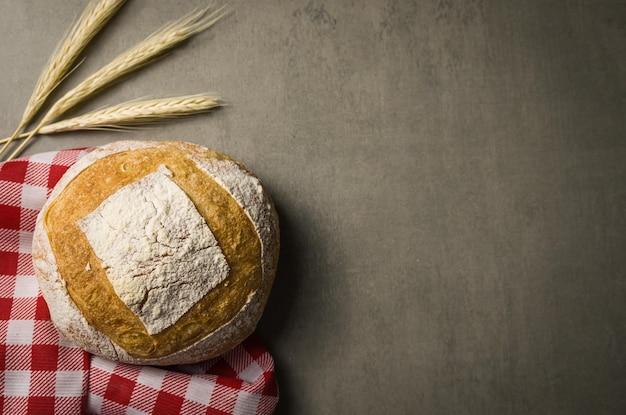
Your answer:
20,184 -> 48,210
55,371 -> 85,397
5,320 -> 35,344
18,231 -> 33,254
185,377 -> 215,406
3,370 -> 31,396
28,151 -> 58,164
126,407 -> 151,415
238,361 -> 264,383
136,366 -> 166,390
233,390 -> 261,415
13,275 -> 39,298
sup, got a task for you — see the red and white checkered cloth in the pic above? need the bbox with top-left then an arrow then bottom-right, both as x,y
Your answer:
0,148 -> 279,414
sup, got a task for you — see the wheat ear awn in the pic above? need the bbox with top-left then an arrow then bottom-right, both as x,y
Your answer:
0,0 -> 126,157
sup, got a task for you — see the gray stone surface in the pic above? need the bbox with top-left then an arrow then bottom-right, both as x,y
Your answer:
1,1 -> 625,413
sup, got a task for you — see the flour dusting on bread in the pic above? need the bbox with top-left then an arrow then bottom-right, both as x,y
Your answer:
77,165 -> 229,335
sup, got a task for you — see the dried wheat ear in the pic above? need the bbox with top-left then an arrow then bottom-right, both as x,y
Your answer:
1,0 -> 229,161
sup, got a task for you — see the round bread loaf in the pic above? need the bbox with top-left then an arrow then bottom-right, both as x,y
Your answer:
32,140 -> 279,365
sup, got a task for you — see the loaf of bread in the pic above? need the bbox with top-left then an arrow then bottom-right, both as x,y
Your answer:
32,140 -> 279,365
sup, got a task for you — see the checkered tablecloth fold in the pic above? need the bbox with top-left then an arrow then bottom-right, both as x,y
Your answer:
0,148 -> 278,415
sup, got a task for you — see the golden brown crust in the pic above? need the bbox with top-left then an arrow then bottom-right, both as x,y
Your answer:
32,140 -> 279,365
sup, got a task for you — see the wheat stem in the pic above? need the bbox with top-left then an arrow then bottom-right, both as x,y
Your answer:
0,0 -> 126,157
1,94 -> 223,153
0,133 -> 27,145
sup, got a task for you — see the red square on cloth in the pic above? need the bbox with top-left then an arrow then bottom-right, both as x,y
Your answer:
104,374 -> 136,406
27,396 -> 56,414
31,344 -> 59,371
0,344 -> 5,370
47,165 -> 68,190
0,205 -> 21,230
0,160 -> 28,183
0,298 -> 12,320
34,296 -> 50,321
0,252 -> 18,276
1,149 -> 279,415
153,391 -> 185,414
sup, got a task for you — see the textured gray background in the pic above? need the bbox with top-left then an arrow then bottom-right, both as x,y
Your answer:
1,1 -> 625,414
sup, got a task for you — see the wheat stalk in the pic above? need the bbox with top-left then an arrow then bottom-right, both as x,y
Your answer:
43,94 -> 224,132
42,4 -> 227,128
6,3 -> 228,161
0,0 -> 126,156
0,95 -> 223,144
